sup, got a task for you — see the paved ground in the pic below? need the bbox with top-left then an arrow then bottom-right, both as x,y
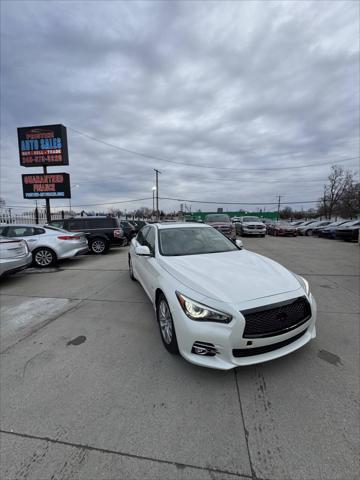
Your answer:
0,236 -> 359,480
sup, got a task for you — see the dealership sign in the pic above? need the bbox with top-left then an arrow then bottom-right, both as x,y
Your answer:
17,124 -> 69,167
22,173 -> 71,199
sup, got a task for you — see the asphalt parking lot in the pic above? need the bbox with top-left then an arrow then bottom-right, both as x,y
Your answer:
0,236 -> 359,480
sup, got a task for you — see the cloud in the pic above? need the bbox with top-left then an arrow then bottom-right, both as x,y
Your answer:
1,0 -> 359,214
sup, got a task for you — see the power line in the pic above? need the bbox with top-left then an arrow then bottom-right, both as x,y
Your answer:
68,126 -> 359,172
4,195 -> 321,209
159,196 -> 319,205
4,197 -> 153,209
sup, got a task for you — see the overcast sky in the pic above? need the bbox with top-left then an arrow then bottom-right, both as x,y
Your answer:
1,0 -> 359,214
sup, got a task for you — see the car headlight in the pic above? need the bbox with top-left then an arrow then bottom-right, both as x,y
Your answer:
176,292 -> 232,324
295,274 -> 310,296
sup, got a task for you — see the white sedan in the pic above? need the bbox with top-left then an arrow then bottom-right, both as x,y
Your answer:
129,223 -> 316,370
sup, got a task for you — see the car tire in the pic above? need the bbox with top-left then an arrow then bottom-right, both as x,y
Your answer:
90,237 -> 108,254
306,230 -> 313,236
156,293 -> 179,354
33,247 -> 56,268
129,256 -> 136,281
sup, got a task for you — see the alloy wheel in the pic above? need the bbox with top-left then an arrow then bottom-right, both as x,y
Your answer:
91,239 -> 106,253
158,299 -> 173,344
35,249 -> 53,267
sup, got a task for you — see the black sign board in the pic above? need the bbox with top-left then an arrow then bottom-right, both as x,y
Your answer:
18,124 -> 69,167
22,173 -> 71,199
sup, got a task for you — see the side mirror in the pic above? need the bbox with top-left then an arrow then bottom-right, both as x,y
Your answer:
236,239 -> 243,249
135,245 -> 151,256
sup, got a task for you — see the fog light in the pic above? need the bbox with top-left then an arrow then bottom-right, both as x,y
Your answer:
193,346 -> 208,355
192,341 -> 218,356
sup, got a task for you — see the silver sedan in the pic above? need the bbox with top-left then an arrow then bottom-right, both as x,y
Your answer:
0,224 -> 89,267
0,236 -> 32,278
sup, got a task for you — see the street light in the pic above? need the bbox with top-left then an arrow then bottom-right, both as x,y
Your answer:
152,186 -> 156,218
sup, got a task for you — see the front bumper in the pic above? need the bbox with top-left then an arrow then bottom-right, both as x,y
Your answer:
169,292 -> 317,370
242,228 -> 266,236
276,231 -> 297,236
336,231 -> 358,241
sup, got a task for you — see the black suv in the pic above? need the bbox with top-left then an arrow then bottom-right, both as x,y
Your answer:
48,216 -> 125,254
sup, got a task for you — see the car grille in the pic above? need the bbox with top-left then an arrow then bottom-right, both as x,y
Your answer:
246,225 -> 264,230
216,226 -> 231,234
241,296 -> 311,338
233,329 -> 307,357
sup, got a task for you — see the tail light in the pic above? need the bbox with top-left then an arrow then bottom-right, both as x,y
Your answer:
113,229 -> 123,238
57,235 -> 81,240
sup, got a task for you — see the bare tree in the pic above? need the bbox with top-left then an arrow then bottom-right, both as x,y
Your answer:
321,165 -> 354,219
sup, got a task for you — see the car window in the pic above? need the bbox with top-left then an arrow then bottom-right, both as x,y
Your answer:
0,226 -> 5,235
137,226 -> 150,245
49,221 -> 64,228
159,227 -> 238,256
68,219 -> 87,230
7,226 -> 35,237
144,226 -> 155,254
88,218 -> 117,228
33,228 -> 46,235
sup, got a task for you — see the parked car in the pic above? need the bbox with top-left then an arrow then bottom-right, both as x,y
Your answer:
0,236 -> 32,278
335,220 -> 360,242
128,220 -> 147,233
300,220 -> 333,236
128,222 -> 316,370
317,220 -> 351,239
0,224 -> 88,267
204,214 -> 236,240
120,221 -> 137,243
235,216 -> 266,237
290,221 -> 306,226
267,221 -> 297,237
48,216 -> 125,254
296,220 -> 319,235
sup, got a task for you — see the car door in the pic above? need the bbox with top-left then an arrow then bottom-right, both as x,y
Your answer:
132,226 -> 150,282
5,226 -> 40,251
138,226 -> 159,302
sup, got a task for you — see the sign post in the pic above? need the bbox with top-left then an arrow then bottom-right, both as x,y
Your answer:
17,124 -> 70,222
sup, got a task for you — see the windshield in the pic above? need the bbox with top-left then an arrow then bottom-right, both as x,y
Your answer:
243,217 -> 260,222
205,214 -> 230,222
159,227 -> 238,256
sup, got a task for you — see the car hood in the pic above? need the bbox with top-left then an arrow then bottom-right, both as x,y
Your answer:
206,222 -> 232,227
159,250 -> 300,303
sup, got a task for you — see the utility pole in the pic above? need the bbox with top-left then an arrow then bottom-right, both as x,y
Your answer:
154,168 -> 161,221
277,195 -> 281,221
43,166 -> 51,223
